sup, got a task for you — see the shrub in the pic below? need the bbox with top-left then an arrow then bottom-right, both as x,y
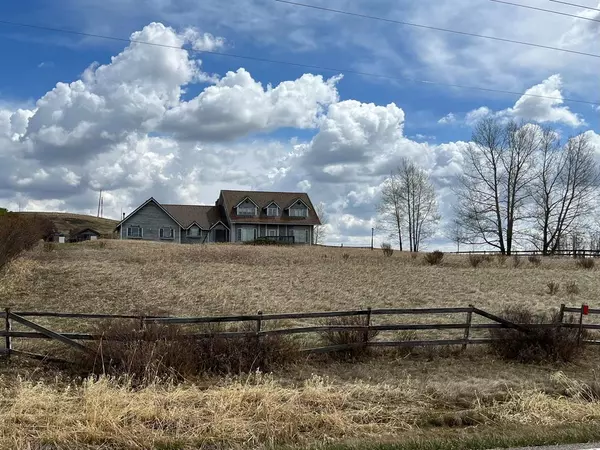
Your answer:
496,254 -> 508,266
244,238 -> 292,246
576,258 -> 595,270
321,315 -> 379,360
342,252 -> 350,261
381,242 -> 393,257
410,252 -> 419,260
565,281 -> 580,295
528,255 -> 542,266
512,255 -> 522,268
488,306 -> 584,363
468,254 -> 485,268
547,281 -> 560,295
0,214 -> 56,272
423,250 -> 444,266
80,320 -> 297,379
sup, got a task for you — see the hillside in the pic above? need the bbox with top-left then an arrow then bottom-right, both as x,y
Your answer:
18,212 -> 118,237
2,242 -> 600,449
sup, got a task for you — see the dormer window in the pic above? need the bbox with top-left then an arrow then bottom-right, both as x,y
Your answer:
266,203 -> 279,217
289,207 -> 308,217
288,200 -> 309,218
236,198 -> 259,216
237,206 -> 256,216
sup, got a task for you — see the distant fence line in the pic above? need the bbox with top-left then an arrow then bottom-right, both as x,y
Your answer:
0,304 -> 598,361
454,249 -> 600,257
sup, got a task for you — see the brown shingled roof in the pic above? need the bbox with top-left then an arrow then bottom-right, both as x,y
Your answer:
220,190 -> 321,225
162,205 -> 225,229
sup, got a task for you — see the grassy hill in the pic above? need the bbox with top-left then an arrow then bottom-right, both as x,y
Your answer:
18,212 -> 118,237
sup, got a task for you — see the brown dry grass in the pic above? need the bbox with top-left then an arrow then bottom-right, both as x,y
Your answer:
1,241 -> 600,449
3,240 -> 598,316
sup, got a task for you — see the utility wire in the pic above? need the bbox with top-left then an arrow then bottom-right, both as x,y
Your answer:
273,0 -> 600,59
547,0 -> 600,13
0,18 -> 598,106
490,0 -> 600,22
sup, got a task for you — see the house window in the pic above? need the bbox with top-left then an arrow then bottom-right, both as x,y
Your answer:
293,228 -> 308,243
237,227 -> 257,242
237,206 -> 256,216
160,227 -> 174,239
269,230 -> 276,237
188,226 -> 200,237
127,226 -> 142,238
290,207 -> 308,217
267,206 -> 279,216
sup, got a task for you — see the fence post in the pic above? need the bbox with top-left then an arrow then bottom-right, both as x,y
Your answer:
4,308 -> 11,358
256,310 -> 263,345
577,304 -> 585,346
463,306 -> 473,351
139,315 -> 146,331
558,304 -> 565,325
363,307 -> 372,345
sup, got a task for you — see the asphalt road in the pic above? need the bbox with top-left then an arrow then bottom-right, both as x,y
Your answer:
498,444 -> 600,450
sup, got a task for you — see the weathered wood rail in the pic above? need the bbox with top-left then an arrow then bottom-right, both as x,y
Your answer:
0,304 -> 598,361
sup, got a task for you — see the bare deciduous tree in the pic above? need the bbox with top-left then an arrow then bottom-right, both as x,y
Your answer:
529,133 -> 599,255
378,159 -> 440,252
445,218 -> 467,252
313,202 -> 328,245
454,118 -> 538,255
377,171 -> 404,251
397,159 -> 440,252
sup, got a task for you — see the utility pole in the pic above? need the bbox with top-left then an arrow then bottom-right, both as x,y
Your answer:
371,227 -> 374,251
97,190 -> 102,218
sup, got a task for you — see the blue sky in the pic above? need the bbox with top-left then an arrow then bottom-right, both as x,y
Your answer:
0,0 -> 598,247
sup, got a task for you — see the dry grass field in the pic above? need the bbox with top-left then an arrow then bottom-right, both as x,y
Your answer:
1,241 -> 600,449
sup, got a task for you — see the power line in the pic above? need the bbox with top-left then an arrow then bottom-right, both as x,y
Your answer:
490,0 -> 600,22
273,0 -> 600,59
547,0 -> 600,13
0,18 -> 598,106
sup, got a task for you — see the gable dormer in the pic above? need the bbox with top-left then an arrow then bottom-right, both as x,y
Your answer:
264,201 -> 280,217
235,197 -> 259,216
286,198 -> 309,218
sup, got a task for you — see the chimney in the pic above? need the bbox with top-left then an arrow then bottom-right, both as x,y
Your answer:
122,212 -> 126,219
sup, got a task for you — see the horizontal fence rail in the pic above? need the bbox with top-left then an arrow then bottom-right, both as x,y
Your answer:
454,249 -> 600,257
0,304 -> 598,362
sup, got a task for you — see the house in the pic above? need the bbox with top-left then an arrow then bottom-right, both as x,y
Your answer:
71,228 -> 101,242
115,190 -> 321,244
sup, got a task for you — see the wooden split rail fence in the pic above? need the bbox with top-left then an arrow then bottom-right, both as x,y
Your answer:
0,304 -> 598,362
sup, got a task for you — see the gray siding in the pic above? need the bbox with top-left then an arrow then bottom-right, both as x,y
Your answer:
181,227 -> 209,244
120,202 -> 181,243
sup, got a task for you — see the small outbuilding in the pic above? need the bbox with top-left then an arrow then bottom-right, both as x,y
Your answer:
71,228 -> 101,242
48,232 -> 66,244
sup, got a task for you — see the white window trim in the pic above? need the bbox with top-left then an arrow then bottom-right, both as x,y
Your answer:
289,207 -> 308,217
187,226 -> 201,237
160,226 -> 174,239
267,206 -> 279,217
127,225 -> 142,238
237,206 -> 257,216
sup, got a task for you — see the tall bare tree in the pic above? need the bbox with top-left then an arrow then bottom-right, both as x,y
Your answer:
529,133 -> 599,254
377,171 -> 404,250
397,158 -> 440,252
313,202 -> 328,245
378,159 -> 440,251
454,118 -> 538,255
